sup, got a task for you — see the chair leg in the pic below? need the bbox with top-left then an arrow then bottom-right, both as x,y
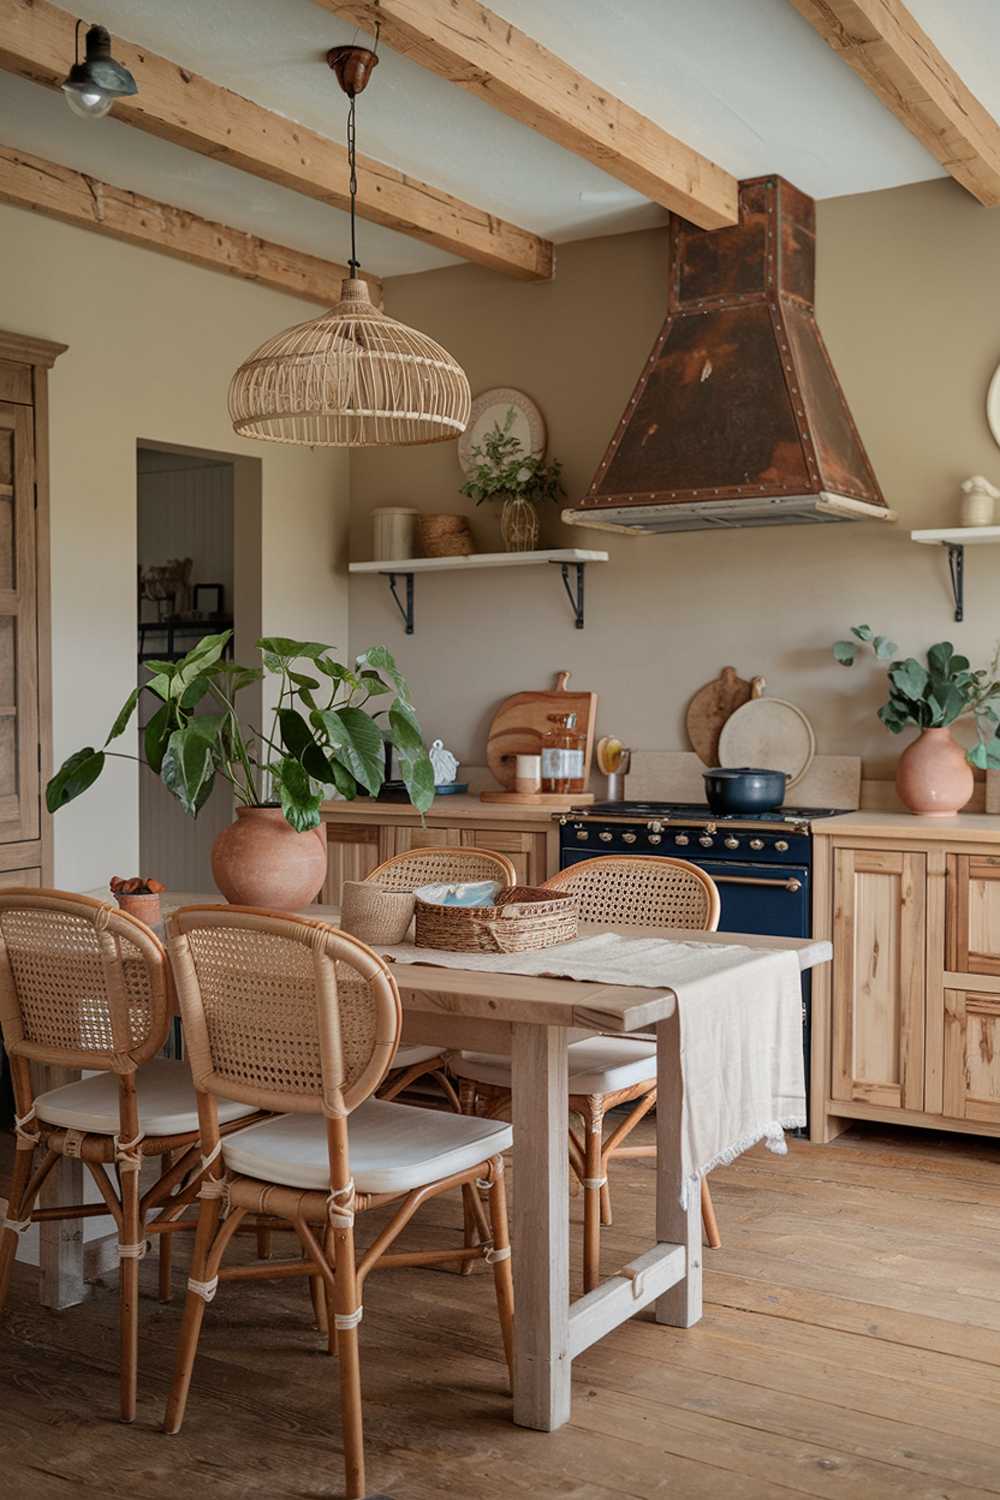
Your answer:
0,1144 -> 36,1313
582,1101 -> 605,1295
119,1163 -> 142,1424
600,1180 -> 613,1227
701,1177 -> 722,1250
257,1226 -> 273,1260
164,1195 -> 222,1436
485,1158 -> 514,1386
331,1222 -> 365,1500
158,1152 -> 173,1302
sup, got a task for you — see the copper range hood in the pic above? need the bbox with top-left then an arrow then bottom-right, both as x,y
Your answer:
564,176 -> 895,535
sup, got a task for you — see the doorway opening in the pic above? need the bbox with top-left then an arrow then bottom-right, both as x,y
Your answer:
136,440 -> 262,891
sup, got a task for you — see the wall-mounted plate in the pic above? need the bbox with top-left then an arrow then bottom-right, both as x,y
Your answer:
987,363 -> 1000,449
458,387 -> 546,475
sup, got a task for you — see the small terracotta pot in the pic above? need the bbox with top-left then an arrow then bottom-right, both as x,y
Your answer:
212,806 -> 328,909
114,892 -> 163,927
895,727 -> 974,817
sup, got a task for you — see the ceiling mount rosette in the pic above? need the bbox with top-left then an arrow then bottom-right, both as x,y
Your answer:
228,279 -> 470,446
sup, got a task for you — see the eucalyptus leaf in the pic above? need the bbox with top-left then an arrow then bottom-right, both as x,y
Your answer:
833,641 -> 857,665
851,625 -> 873,641
873,635 -> 897,660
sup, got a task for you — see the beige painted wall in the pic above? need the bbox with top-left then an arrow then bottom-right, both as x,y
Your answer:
349,177 -> 1000,784
0,205 -> 350,889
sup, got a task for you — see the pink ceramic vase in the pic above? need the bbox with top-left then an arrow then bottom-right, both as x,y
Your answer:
895,727 -> 974,817
211,806 -> 328,909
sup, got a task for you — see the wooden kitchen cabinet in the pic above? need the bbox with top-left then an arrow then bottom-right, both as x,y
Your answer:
319,798 -> 558,906
831,847 -> 926,1112
813,816 -> 1000,1144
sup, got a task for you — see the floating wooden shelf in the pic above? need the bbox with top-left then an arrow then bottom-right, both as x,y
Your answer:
911,527 -> 1000,622
348,548 -> 609,633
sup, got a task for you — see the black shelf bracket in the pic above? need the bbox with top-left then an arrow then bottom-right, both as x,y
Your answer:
946,543 -> 965,623
387,572 -> 414,635
558,560 -> 586,629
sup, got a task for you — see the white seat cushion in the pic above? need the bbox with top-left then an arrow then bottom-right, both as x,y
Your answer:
450,1036 -> 658,1096
390,1044 -> 445,1070
34,1058 -> 258,1137
222,1098 -> 512,1195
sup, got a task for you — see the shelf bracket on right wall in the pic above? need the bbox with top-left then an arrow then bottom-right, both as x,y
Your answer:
946,544 -> 965,623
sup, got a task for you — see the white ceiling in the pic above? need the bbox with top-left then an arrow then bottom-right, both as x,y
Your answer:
1,0 -> 996,281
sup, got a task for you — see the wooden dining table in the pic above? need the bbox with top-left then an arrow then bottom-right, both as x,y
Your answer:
42,895 -> 830,1434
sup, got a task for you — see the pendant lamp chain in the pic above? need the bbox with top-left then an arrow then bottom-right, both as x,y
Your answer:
227,30 -> 470,447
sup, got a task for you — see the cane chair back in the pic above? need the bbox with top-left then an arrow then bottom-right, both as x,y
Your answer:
544,855 -> 720,932
0,888 -> 171,1073
365,846 -> 517,892
168,906 -> 402,1120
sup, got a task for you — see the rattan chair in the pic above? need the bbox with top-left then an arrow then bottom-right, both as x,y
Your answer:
163,905 -> 514,1500
450,856 -> 722,1293
365,846 -> 518,1112
0,889 -> 262,1422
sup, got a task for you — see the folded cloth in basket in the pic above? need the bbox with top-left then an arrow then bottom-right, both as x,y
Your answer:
414,880 -> 502,908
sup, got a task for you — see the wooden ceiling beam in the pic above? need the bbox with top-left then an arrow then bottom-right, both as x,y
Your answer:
788,0 -> 1000,205
0,0 -> 552,279
0,144 -> 379,305
318,0 -> 739,230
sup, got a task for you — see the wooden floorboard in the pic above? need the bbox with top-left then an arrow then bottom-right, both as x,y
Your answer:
3,1120 -> 1000,1498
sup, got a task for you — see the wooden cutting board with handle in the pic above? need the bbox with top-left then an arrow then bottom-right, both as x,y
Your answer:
686,667 -> 765,766
486,671 -> 597,789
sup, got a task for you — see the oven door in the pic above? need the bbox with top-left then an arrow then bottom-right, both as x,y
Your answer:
696,859 -> 810,940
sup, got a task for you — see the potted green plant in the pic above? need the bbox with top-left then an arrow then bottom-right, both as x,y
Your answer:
459,407 -> 564,552
833,626 -> 1000,815
47,631 -> 434,907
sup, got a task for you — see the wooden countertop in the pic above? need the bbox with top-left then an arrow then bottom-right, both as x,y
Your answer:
320,793 -> 565,824
813,810 -> 1000,841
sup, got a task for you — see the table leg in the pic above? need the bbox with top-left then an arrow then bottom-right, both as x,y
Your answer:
511,1022 -> 570,1430
654,1011 -> 702,1328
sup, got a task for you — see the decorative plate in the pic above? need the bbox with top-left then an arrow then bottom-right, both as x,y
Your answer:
458,387 -> 546,475
717,697 -> 816,790
988,363 -> 1000,450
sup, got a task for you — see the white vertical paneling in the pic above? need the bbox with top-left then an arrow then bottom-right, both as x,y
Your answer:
137,457 -> 234,893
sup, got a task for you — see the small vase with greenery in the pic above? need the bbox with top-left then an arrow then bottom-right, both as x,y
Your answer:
833,625 -> 1000,814
459,407 -> 564,552
47,630 -> 435,906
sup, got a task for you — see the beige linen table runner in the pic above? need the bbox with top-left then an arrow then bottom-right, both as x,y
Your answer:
379,933 -> 806,1205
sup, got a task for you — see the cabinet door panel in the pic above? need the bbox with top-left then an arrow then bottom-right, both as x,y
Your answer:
832,848 -> 925,1110
0,402 -> 39,844
947,855 -> 1000,975
319,823 -> 380,907
461,828 -> 546,885
943,989 -> 1000,1124
378,824 -> 462,864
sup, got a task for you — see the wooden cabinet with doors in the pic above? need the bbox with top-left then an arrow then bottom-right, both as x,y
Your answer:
0,332 -> 64,887
813,818 -> 1000,1144
319,800 -> 557,906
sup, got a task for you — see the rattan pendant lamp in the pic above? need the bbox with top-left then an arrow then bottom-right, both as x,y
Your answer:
228,43 -> 470,447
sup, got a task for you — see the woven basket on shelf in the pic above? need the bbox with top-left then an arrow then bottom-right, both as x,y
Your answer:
417,513 -> 474,557
414,886 -> 577,954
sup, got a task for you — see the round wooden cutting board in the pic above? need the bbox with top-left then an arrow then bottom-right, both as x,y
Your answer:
686,667 -> 765,766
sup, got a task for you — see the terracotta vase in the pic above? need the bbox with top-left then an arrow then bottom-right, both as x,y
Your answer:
895,727 -> 974,817
211,806 -> 328,909
114,892 -> 162,927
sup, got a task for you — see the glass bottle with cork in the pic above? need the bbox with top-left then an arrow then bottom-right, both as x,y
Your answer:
541,711 -> 586,794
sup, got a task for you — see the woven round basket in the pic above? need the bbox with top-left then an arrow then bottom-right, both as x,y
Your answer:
417,513 -> 474,557
340,881 -> 416,945
414,885 -> 577,954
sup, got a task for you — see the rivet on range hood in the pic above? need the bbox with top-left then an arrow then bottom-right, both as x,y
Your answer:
564,176 -> 896,535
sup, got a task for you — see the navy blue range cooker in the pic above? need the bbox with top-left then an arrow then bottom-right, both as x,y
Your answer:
558,800 -> 842,1123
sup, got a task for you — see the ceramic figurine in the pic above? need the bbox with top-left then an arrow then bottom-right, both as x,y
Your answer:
429,738 -> 459,785
959,474 -> 999,528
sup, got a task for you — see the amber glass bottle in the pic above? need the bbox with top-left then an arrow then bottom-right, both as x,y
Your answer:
541,711 -> 586,794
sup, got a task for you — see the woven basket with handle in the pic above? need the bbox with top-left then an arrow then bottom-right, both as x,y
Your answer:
414,885 -> 577,954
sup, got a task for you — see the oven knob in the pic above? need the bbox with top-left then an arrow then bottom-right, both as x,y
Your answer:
650,820 -> 663,834
699,834 -> 714,848
675,833 -> 690,846
775,839 -> 789,852
648,833 -> 662,846
724,836 -> 739,850
749,837 -> 764,851
576,829 -> 590,841
599,831 -> 613,843
622,831 -> 638,845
